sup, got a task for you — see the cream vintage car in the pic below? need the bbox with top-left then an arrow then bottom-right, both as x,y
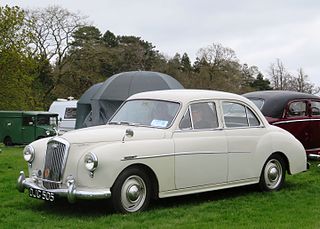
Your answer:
17,90 -> 307,213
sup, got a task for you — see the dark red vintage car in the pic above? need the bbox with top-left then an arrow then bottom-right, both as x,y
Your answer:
243,90 -> 320,160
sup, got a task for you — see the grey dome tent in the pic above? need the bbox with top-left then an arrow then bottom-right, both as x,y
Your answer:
75,71 -> 184,129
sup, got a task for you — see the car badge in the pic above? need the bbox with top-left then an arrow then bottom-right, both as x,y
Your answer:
44,168 -> 50,178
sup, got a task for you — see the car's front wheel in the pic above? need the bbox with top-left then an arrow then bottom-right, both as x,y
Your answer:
112,167 -> 151,213
259,154 -> 286,191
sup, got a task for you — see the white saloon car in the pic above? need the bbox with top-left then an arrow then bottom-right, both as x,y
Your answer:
17,90 -> 307,213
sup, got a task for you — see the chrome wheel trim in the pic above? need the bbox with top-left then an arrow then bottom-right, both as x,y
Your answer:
120,175 -> 146,212
264,159 -> 283,189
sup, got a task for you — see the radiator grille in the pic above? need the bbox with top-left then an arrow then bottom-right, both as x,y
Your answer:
43,140 -> 66,189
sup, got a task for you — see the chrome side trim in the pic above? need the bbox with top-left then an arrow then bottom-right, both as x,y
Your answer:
307,147 -> 320,152
121,153 -> 174,161
307,154 -> 320,160
121,151 -> 227,161
273,119 -> 320,125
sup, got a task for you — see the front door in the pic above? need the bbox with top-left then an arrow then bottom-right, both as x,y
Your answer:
308,100 -> 320,152
173,102 -> 228,189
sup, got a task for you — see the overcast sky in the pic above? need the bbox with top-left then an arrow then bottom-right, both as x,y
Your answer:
3,0 -> 320,86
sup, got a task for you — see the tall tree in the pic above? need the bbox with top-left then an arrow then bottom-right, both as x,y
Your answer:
102,30 -> 118,48
26,6 -> 88,103
195,43 -> 248,93
0,5 -> 39,110
292,68 -> 319,94
268,59 -> 292,90
250,73 -> 272,91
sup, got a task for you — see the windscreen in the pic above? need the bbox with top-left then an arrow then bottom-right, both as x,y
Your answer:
109,100 -> 180,128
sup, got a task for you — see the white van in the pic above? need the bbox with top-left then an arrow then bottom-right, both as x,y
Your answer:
49,97 -> 77,133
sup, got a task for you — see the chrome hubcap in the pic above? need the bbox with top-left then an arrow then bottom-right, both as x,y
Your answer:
264,159 -> 282,189
121,175 -> 146,212
127,185 -> 140,202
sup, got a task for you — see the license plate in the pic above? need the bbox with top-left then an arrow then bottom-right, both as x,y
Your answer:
29,187 -> 55,202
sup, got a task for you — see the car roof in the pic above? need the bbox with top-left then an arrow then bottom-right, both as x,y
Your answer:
243,90 -> 320,118
129,89 -> 247,103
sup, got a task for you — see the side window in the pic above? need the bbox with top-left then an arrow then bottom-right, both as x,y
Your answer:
179,102 -> 219,130
190,102 -> 218,129
287,101 -> 307,117
222,102 -> 248,128
22,117 -> 34,126
246,107 -> 260,127
310,101 -> 320,116
64,108 -> 77,119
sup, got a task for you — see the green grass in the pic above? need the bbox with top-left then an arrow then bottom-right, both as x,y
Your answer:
1,145 -> 320,228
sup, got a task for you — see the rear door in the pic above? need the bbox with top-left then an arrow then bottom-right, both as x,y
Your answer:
275,100 -> 310,150
221,101 -> 267,182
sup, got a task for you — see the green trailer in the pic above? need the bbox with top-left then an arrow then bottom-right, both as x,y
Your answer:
0,111 -> 58,146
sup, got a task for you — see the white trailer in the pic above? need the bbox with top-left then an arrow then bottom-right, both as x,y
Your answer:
49,97 -> 77,133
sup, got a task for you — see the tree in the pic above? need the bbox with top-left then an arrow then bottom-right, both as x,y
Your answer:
102,30 -> 118,48
0,5 -> 39,110
71,26 -> 102,48
26,6 -> 88,103
181,53 -> 192,72
195,43 -> 248,93
268,60 -> 319,94
250,73 -> 272,91
291,68 -> 319,94
268,59 -> 292,90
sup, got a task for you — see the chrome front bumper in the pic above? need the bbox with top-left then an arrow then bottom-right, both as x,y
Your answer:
17,171 -> 111,203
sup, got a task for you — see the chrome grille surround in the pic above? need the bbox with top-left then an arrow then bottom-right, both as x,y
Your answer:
42,137 -> 70,189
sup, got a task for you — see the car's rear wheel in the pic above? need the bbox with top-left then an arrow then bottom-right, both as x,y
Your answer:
112,167 -> 151,213
259,154 -> 286,191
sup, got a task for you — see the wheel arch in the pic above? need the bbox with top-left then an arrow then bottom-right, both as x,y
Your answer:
268,151 -> 290,175
112,163 -> 159,200
3,136 -> 13,146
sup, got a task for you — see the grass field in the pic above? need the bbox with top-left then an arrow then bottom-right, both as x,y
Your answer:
0,145 -> 320,229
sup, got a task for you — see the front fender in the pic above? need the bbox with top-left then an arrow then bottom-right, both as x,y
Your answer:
75,139 -> 175,193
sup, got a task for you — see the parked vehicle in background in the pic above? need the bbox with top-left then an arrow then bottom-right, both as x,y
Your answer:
17,90 -> 307,213
0,111 -> 58,146
243,90 -> 320,160
49,97 -> 77,133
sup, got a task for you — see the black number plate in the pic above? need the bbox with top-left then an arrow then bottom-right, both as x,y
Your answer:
29,187 -> 55,202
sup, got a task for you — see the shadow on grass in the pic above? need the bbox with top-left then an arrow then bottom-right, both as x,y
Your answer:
22,170 -> 310,217
24,184 -> 260,217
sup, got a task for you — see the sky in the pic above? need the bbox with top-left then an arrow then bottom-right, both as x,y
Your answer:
2,0 -> 320,86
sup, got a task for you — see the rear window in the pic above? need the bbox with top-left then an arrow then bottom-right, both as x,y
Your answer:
311,101 -> 320,116
287,101 -> 307,117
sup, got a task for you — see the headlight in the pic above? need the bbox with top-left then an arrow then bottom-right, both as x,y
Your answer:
46,130 -> 50,136
84,152 -> 98,172
23,145 -> 35,163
